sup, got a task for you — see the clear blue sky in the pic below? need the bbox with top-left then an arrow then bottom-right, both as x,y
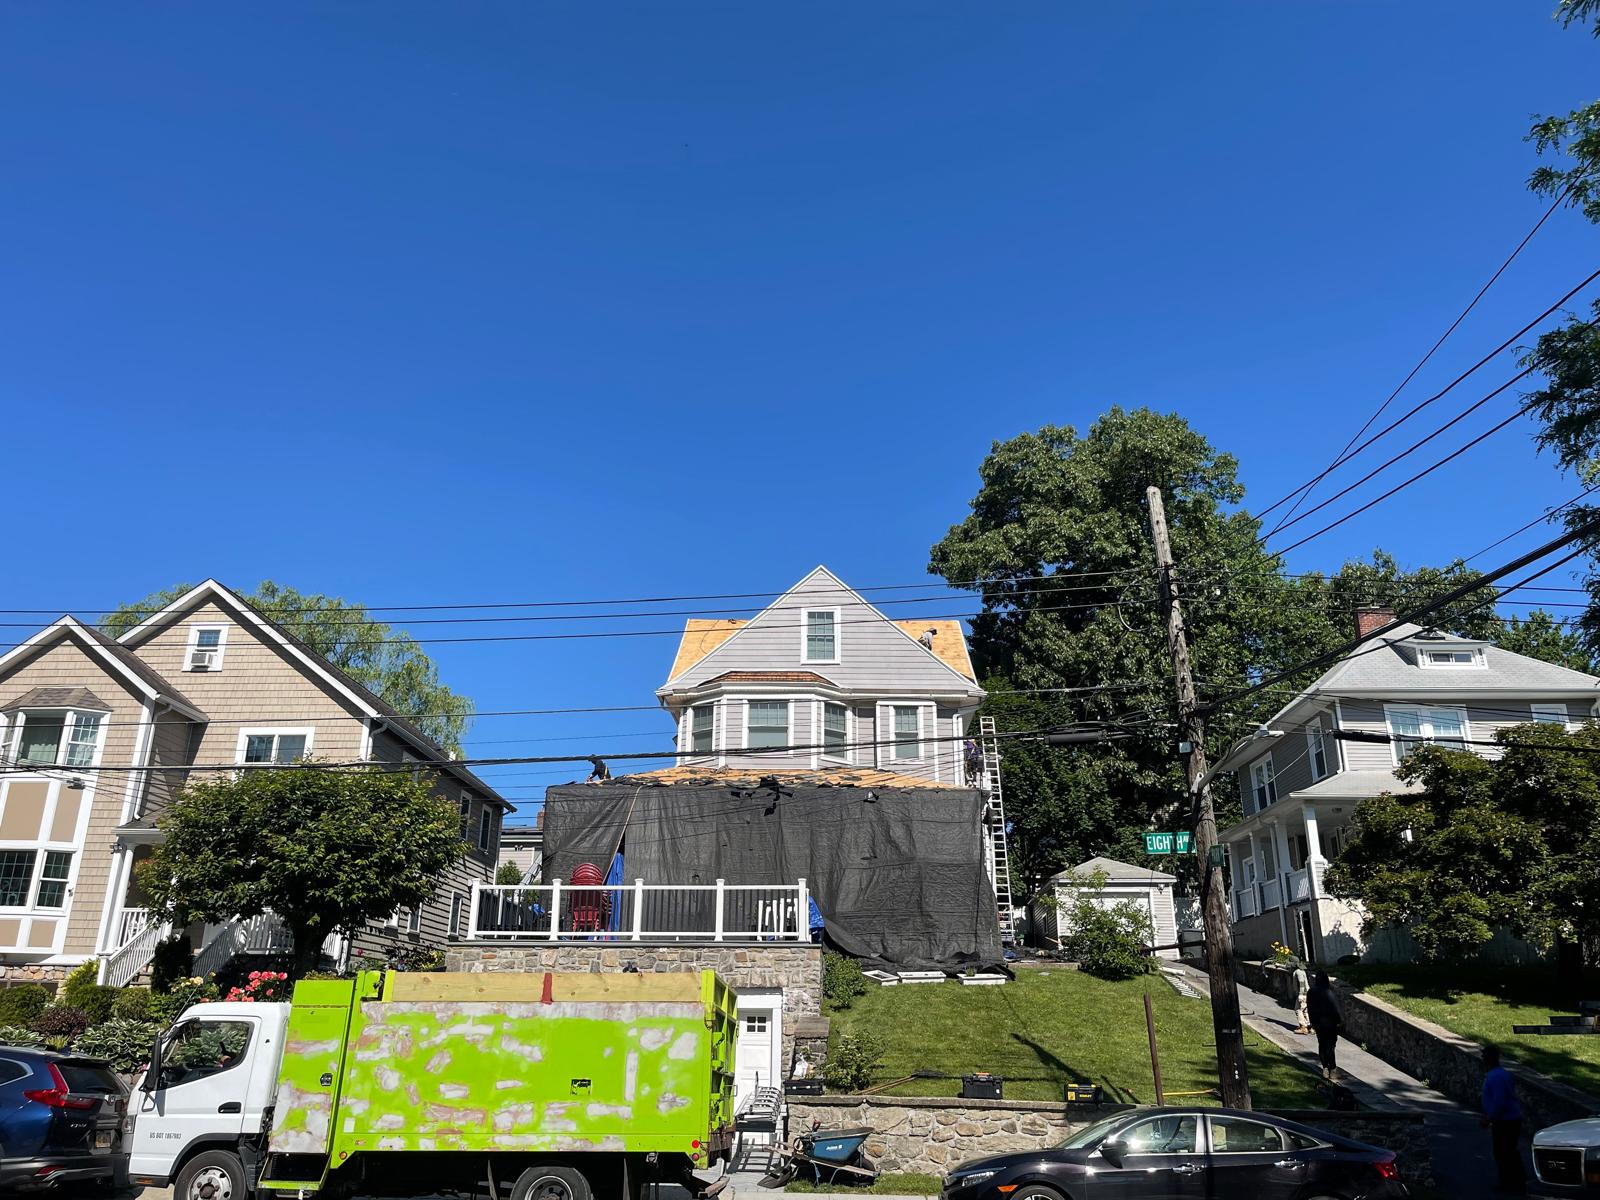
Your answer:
4,4 -> 1597,815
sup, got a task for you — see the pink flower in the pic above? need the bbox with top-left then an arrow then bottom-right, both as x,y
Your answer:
249,971 -> 260,981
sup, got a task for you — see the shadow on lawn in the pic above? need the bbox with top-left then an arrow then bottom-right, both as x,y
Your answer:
1009,1033 -> 1141,1104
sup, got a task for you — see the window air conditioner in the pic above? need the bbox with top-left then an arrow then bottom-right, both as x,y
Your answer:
188,648 -> 217,671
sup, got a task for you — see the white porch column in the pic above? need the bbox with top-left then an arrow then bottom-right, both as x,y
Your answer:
1303,804 -> 1326,899
1270,819 -> 1292,945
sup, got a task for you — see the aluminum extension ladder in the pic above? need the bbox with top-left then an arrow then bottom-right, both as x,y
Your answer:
977,716 -> 1016,945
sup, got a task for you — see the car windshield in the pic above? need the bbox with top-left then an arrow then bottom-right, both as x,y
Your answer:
1059,1114 -> 1128,1150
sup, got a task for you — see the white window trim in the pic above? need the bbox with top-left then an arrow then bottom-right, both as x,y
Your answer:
819,700 -> 852,765
6,709 -> 110,774
1306,723 -> 1329,783
1415,646 -> 1485,669
1383,703 -> 1471,766
0,771 -> 96,935
1530,703 -> 1574,730
183,623 -> 230,672
478,807 -> 493,853
743,698 -> 794,755
877,701 -> 933,767
1249,756 -> 1277,812
800,607 -> 842,666
233,727 -> 316,765
449,892 -> 465,938
687,704 -> 716,757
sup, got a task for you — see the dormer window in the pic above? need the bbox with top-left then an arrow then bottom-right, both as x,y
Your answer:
802,609 -> 839,664
7,710 -> 105,769
185,625 -> 228,672
1419,648 -> 1482,668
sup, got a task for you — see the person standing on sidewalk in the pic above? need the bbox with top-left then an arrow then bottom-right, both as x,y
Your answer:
1306,970 -> 1342,1080
1481,1045 -> 1526,1195
1292,959 -> 1311,1034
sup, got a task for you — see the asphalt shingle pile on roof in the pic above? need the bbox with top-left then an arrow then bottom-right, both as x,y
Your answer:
619,764 -> 951,789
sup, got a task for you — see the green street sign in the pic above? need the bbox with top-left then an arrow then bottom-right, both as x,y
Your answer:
1143,832 -> 1194,855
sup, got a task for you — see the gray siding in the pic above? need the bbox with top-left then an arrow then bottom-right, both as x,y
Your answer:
670,571 -> 977,694
1334,699 -> 1396,771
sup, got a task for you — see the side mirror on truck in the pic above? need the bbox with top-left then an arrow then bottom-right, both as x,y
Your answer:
141,1029 -> 164,1093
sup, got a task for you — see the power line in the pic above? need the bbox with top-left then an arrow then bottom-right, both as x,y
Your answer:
1463,483 -> 1600,565
1260,260 -> 1600,528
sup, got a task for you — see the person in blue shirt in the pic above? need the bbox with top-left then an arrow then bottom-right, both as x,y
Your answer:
1481,1044 -> 1526,1194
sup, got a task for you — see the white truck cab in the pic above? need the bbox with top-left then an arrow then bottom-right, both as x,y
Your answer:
128,1001 -> 292,1196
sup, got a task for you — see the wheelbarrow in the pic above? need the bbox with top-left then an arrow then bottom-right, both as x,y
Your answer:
759,1125 -> 878,1188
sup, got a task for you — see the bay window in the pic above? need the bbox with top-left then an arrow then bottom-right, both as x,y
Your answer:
747,701 -> 790,749
8,710 -> 105,769
823,702 -> 849,759
690,705 -> 714,754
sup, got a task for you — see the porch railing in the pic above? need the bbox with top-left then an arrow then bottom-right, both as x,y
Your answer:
469,879 -> 810,942
115,907 -> 154,948
1285,867 -> 1312,904
1232,887 -> 1258,920
102,918 -> 169,988
1259,877 -> 1282,912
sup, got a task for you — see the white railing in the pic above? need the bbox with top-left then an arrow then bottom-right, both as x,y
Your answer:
1285,867 -> 1312,904
102,918 -> 169,988
1232,888 -> 1258,920
1260,878 -> 1282,911
192,914 -> 295,978
469,879 -> 810,942
115,907 -> 154,948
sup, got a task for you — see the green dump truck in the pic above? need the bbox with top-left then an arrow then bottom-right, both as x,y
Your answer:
128,969 -> 738,1200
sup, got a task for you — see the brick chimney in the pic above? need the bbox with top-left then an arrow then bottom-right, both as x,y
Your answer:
1355,605 -> 1396,638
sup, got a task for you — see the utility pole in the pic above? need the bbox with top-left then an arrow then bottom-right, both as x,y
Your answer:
1146,485 -> 1252,1110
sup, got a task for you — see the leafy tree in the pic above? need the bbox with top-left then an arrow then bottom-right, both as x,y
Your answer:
138,765 -> 465,977
494,861 -> 526,885
1326,723 -> 1600,971
101,581 -> 472,752
1495,610 -> 1596,674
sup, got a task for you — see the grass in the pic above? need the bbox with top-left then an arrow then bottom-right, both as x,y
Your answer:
826,968 -> 1323,1107
785,1173 -> 943,1195
1332,962 -> 1600,1098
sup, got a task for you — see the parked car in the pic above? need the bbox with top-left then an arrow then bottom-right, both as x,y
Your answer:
941,1106 -> 1408,1199
1532,1116 -> 1600,1194
0,1047 -> 130,1192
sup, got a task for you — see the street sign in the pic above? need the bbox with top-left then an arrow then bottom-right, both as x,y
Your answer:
1143,832 -> 1194,855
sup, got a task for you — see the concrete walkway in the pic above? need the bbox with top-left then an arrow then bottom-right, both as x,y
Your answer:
1174,963 -> 1530,1200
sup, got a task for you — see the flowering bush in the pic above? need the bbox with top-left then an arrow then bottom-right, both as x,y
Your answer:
150,976 -> 221,1024
225,971 -> 289,1003
1269,940 -> 1297,965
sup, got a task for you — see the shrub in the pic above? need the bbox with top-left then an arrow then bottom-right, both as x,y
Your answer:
385,945 -> 445,972
76,1018 -> 163,1074
112,988 -> 155,1021
495,861 -> 526,885
0,1025 -> 45,1049
822,952 -> 868,1010
0,984 -> 51,1028
150,936 -> 193,994
33,1005 -> 91,1048
150,977 -> 220,1025
823,1032 -> 884,1092
61,962 -> 119,1025
1060,870 -> 1154,981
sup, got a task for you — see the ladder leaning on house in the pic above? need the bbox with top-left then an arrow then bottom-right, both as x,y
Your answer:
976,716 -> 1016,945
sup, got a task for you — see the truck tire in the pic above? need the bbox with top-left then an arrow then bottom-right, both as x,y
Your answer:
175,1149 -> 248,1200
511,1164 -> 594,1200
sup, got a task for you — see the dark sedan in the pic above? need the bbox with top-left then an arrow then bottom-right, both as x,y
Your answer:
0,1047 -> 131,1192
941,1107 -> 1408,1200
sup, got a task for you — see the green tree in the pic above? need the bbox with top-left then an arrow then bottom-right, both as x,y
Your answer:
102,581 -> 472,752
494,860 -> 526,885
138,765 -> 466,977
1326,722 -> 1600,970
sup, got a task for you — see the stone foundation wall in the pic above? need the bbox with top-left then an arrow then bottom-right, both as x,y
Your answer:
446,942 -> 822,1068
787,1096 -> 1432,1190
1235,958 -> 1600,1132
0,963 -> 71,987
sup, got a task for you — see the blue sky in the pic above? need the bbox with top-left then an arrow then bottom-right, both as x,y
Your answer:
3,4 -> 1597,815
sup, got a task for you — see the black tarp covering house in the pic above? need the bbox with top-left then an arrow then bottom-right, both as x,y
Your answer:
541,780 -> 1004,973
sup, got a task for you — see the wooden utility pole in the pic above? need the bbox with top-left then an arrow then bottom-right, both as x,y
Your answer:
1145,485 -> 1252,1110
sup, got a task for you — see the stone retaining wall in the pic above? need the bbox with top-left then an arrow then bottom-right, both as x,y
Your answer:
1235,958 -> 1600,1132
786,1095 -> 1433,1189
446,943 -> 822,1067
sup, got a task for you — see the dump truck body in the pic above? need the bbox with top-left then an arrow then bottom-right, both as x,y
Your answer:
130,969 -> 737,1200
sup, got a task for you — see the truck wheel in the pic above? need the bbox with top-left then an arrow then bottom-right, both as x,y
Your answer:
511,1164 -> 593,1200
175,1149 -> 248,1200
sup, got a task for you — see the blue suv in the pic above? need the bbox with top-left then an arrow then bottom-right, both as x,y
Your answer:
0,1047 -> 129,1192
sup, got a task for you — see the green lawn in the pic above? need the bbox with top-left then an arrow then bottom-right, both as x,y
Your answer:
786,1174 -> 943,1195
826,969 -> 1323,1107
1332,963 -> 1600,1098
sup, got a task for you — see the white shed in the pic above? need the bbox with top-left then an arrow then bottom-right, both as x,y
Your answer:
1036,856 -> 1180,960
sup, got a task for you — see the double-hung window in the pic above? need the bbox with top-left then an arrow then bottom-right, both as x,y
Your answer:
1386,705 -> 1467,763
802,610 -> 839,664
1250,758 -> 1277,811
1306,724 -> 1329,782
0,849 -> 73,910
690,706 -> 714,754
184,625 -> 227,672
891,705 -> 923,761
747,701 -> 790,750
10,711 -> 104,770
823,702 -> 849,759
1531,703 -> 1572,729
239,730 -> 310,764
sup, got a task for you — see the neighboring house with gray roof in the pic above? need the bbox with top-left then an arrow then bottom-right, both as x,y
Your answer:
0,580 -> 508,987
1213,605 -> 1600,965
